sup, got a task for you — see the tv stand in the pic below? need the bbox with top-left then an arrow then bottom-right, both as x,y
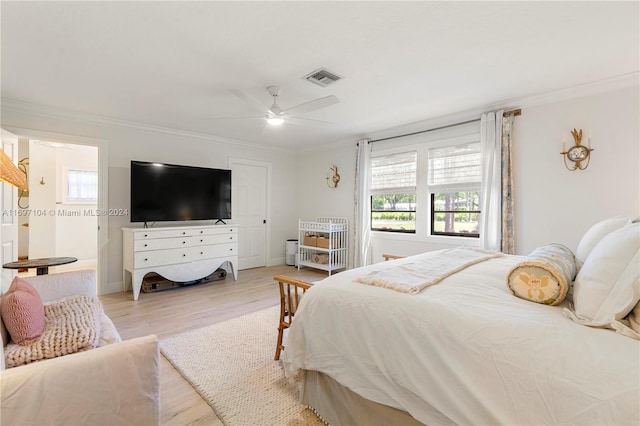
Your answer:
214,219 -> 227,225
122,224 -> 238,300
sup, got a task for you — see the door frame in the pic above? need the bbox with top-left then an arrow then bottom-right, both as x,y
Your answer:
3,126 -> 109,294
1,129 -> 20,291
228,157 -> 272,267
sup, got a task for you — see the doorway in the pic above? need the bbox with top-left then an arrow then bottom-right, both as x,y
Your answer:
2,127 -> 108,294
23,140 -> 99,272
229,158 -> 271,270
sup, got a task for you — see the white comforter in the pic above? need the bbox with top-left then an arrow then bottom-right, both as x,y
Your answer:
282,251 -> 640,425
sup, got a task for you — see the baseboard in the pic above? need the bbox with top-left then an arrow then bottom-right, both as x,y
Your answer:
103,280 -> 124,296
268,257 -> 285,267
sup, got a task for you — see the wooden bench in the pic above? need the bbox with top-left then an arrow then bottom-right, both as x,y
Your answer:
382,253 -> 406,261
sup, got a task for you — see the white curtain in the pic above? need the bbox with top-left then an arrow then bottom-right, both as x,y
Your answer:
353,139 -> 372,267
479,110 -> 504,251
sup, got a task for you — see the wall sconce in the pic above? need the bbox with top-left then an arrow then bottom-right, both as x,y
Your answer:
561,128 -> 594,171
326,165 -> 340,188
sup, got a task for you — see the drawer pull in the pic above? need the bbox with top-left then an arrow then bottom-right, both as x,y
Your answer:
200,239 -> 203,242
144,258 -> 148,261
144,234 -> 148,238
182,254 -> 186,257
182,241 -> 186,244
229,236 -> 232,239
144,244 -> 148,247
200,251 -> 203,255
230,248 -> 233,251
200,230 -> 204,234
182,232 -> 186,235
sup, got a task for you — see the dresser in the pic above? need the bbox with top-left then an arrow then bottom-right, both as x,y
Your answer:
122,224 -> 238,300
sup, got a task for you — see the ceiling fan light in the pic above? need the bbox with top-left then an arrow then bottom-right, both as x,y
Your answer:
266,117 -> 284,126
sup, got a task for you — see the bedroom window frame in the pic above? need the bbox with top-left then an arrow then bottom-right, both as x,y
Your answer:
368,130 -> 482,241
427,139 -> 481,238
369,150 -> 417,234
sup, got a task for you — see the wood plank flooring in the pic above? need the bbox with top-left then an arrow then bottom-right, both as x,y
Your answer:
100,265 -> 327,426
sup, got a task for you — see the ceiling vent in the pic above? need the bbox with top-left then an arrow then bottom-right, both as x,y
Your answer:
303,68 -> 343,87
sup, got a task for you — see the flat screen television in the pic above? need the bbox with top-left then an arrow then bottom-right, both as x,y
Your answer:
130,161 -> 231,223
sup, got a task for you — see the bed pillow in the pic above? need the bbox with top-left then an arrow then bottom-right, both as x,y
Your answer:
1,277 -> 45,345
575,216 -> 632,269
567,222 -> 640,328
507,243 -> 576,305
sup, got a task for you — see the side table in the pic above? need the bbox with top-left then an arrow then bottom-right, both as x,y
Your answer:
3,257 -> 78,276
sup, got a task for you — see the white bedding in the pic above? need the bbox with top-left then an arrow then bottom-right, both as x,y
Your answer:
282,251 -> 640,425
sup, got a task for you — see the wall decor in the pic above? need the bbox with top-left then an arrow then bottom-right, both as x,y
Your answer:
561,128 -> 594,171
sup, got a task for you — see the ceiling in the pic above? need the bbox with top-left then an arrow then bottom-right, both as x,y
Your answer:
1,1 -> 638,150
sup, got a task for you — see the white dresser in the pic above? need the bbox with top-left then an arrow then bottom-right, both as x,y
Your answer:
122,224 -> 238,300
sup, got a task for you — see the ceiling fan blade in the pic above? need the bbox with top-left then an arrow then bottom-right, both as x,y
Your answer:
287,116 -> 334,126
203,116 -> 265,121
229,89 -> 268,114
282,95 -> 339,115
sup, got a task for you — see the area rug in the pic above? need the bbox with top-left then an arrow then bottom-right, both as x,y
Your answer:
160,306 -> 325,426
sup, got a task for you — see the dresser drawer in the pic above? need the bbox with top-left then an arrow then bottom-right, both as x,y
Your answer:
195,226 -> 237,236
134,248 -> 195,268
193,243 -> 236,260
134,237 -> 193,251
191,233 -> 237,246
134,229 -> 193,240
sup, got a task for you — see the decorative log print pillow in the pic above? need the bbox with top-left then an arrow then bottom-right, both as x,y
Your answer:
507,243 -> 576,305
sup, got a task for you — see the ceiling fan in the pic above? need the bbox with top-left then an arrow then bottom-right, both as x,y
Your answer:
219,86 -> 339,127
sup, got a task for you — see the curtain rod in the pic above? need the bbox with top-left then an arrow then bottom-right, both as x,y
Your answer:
368,108 -> 521,144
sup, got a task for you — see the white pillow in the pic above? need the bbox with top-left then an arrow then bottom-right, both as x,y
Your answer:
570,222 -> 640,327
575,216 -> 632,268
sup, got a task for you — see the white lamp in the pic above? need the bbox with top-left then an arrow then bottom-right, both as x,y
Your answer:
266,116 -> 284,126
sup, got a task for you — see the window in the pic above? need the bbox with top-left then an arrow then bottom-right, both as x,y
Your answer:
66,169 -> 98,202
427,143 -> 481,237
370,151 -> 417,233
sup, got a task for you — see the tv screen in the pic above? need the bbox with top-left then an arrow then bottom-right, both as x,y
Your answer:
130,161 -> 231,223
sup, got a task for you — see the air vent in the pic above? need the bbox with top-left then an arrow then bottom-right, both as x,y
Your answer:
303,68 -> 343,87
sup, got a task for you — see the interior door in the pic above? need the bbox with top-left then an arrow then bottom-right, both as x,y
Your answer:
230,159 -> 269,270
1,129 -> 20,292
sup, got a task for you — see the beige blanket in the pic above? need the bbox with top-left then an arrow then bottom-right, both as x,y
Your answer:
5,295 -> 103,368
355,248 -> 502,294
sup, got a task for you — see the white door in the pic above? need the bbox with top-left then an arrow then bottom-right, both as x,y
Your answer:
1,129 -> 20,292
230,159 -> 269,270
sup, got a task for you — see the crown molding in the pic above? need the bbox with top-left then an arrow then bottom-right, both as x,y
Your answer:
493,71 -> 639,110
356,71 -> 640,147
0,98 -> 294,153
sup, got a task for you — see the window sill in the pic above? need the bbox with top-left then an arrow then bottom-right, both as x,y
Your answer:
371,231 -> 480,246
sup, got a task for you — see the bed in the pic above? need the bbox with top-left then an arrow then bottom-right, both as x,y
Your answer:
281,218 -> 640,425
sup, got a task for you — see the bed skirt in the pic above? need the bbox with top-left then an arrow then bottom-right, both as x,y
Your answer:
301,370 -> 426,426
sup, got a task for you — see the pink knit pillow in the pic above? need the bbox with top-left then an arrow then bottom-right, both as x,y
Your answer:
1,277 -> 45,345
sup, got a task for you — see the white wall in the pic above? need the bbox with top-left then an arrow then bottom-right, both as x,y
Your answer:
513,87 -> 639,254
295,143 -> 357,266
296,85 -> 639,262
27,142 -> 57,259
1,109 -> 300,294
54,144 -> 98,267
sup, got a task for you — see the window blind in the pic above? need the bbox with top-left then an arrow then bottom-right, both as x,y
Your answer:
427,142 -> 481,193
67,169 -> 98,201
370,151 -> 417,195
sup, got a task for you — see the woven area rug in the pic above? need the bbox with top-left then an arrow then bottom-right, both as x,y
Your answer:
160,306 -> 325,426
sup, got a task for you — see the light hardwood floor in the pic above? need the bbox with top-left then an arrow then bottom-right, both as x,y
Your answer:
100,265 -> 327,425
